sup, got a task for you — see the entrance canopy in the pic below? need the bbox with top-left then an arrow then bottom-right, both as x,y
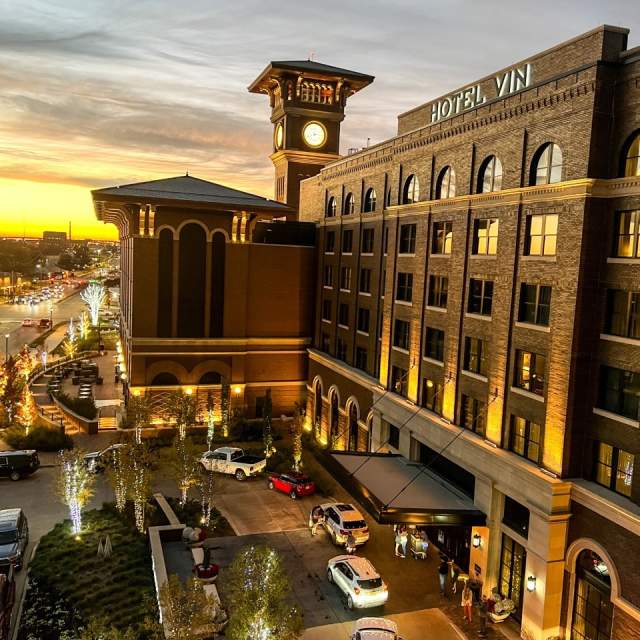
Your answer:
324,452 -> 486,527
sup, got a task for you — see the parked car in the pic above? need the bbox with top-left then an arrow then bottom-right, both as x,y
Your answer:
199,447 -> 266,481
83,443 -> 125,473
267,472 -> 316,499
0,451 -> 39,481
313,503 -> 370,547
327,555 -> 388,610
37,318 -> 51,329
0,562 -> 16,640
0,509 -> 29,570
351,618 -> 402,640
21,318 -> 35,327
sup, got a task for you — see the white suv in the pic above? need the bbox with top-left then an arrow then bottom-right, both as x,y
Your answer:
327,555 -> 388,610
320,503 -> 370,547
351,618 -> 402,640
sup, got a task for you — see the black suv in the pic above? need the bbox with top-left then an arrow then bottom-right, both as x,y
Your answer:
0,509 -> 29,570
0,451 -> 40,481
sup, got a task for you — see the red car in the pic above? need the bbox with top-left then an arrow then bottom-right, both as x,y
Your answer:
267,472 -> 316,499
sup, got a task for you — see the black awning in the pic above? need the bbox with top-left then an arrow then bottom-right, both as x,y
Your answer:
322,451 -> 486,527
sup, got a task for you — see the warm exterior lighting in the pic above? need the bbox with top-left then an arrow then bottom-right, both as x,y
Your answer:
120,373 -> 127,381
426,379 -> 434,388
473,533 -> 481,548
58,451 -> 95,535
132,388 -> 141,397
527,575 -> 537,592
233,385 -> 242,395
185,387 -> 193,395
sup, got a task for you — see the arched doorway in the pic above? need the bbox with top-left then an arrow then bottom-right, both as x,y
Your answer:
570,549 -> 612,640
329,388 -> 339,448
348,401 -> 359,451
150,372 -> 179,386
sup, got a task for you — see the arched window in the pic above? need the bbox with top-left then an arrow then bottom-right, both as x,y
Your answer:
385,187 -> 392,208
623,131 -> 640,177
478,156 -> 503,193
199,371 -> 222,384
347,401 -> 360,451
329,388 -> 340,447
364,188 -> 377,213
402,174 -> 419,204
436,166 -> 456,199
571,550 -> 612,640
326,196 -> 337,218
157,228 -> 173,337
151,372 -> 179,386
177,223 -> 207,338
343,192 -> 355,215
531,143 -> 563,185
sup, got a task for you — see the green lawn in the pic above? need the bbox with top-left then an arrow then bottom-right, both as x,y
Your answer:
28,507 -> 157,633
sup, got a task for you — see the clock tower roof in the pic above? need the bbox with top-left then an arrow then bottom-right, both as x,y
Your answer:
248,60 -> 374,94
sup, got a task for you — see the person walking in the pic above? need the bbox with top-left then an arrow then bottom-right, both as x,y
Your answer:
478,595 -> 488,637
394,528 -> 403,557
438,557 -> 449,596
461,583 -> 473,624
346,531 -> 356,554
399,527 -> 408,558
310,506 -> 325,536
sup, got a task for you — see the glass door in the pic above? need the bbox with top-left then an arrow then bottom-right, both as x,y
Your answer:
499,533 -> 526,620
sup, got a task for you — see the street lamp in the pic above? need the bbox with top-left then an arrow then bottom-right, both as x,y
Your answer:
4,334 -> 8,362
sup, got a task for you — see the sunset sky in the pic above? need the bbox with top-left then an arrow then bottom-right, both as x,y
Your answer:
1,0 -> 638,240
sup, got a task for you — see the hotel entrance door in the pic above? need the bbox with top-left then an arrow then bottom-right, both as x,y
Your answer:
499,533 -> 526,620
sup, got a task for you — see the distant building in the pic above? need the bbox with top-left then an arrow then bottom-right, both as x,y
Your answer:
41,231 -> 68,255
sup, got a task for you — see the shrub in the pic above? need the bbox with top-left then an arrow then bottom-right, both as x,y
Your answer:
3,425 -> 73,451
56,392 -> 97,420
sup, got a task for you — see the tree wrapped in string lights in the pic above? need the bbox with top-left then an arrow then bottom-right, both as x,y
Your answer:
290,402 -> 303,473
126,443 -> 153,533
262,388 -> 273,459
164,390 -> 197,441
0,357 -> 23,425
167,436 -> 200,506
199,468 -> 218,527
127,394 -> 151,445
226,545 -> 302,640
57,449 -> 95,535
62,338 -> 77,360
68,317 -> 76,344
106,443 -> 131,513
79,311 -> 90,340
80,282 -> 106,326
206,391 -> 215,450
220,382 -> 230,438
16,346 -> 35,381
16,385 -> 37,434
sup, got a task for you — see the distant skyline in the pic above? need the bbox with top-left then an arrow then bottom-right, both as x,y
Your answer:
1,0 -> 639,240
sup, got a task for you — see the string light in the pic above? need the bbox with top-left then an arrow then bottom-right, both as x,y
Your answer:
80,282 -> 106,326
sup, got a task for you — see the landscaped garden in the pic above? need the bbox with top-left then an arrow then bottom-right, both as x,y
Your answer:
19,507 -> 159,640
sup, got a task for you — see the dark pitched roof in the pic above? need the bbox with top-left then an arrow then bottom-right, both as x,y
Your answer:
269,60 -> 373,81
92,175 -> 290,211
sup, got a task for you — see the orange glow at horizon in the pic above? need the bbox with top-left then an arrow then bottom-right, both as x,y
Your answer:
0,178 -> 118,241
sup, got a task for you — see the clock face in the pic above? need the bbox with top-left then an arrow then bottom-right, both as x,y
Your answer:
274,122 -> 284,149
302,122 -> 326,148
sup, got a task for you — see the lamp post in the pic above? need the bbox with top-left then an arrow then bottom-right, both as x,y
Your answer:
4,334 -> 9,362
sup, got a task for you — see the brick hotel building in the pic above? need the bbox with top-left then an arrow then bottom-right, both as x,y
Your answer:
96,25 -> 640,640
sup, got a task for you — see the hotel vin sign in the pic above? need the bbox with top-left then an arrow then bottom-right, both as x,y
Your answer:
431,63 -> 533,124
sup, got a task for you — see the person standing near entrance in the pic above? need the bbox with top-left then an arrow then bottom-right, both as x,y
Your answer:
438,557 -> 449,596
394,527 -> 403,557
399,527 -> 408,558
461,583 -> 473,623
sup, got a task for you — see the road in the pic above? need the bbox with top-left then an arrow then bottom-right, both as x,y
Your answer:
0,286 -> 86,358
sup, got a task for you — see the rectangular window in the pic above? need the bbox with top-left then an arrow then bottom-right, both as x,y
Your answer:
509,416 -> 542,464
605,289 -> 640,339
388,423 -> 400,448
502,497 -> 530,538
461,394 -> 486,436
362,228 -> 375,254
320,333 -> 330,352
463,337 -> 488,376
342,229 -> 353,254
396,272 -> 413,302
340,266 -> 352,291
594,442 -> 634,497
359,268 -> 372,294
399,223 -> 417,254
514,349 -> 546,396
427,275 -> 448,308
357,307 -> 370,333
613,210 -> 640,258
598,365 -> 640,420
336,337 -> 347,361
325,231 -> 335,253
518,283 -> 551,326
432,221 -> 453,255
338,303 -> 349,327
468,278 -> 494,316
525,213 -> 558,256
473,218 -> 499,255
322,299 -> 332,321
422,378 -> 443,415
323,265 -> 333,288
424,327 -> 445,361
391,366 -> 408,397
393,319 -> 410,350
355,346 -> 368,372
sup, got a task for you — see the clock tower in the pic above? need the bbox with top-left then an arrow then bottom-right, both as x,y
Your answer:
249,60 -> 374,212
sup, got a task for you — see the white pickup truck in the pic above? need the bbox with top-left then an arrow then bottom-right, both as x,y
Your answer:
199,447 -> 267,481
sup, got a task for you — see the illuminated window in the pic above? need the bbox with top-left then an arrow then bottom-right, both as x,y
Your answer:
468,279 -> 493,316
598,365 -> 640,420
594,442 -> 634,497
436,166 -> 456,199
399,224 -> 416,254
359,268 -> 371,294
509,416 -> 542,463
421,379 -> 443,415
518,284 -> 551,326
326,196 -> 337,218
362,228 -> 375,253
473,219 -> 499,255
391,366 -> 408,397
604,289 -> 640,339
463,337 -> 487,376
525,214 -> 558,256
531,143 -> 563,185
402,174 -> 420,204
478,156 -> 503,193
612,210 -> 640,257
396,272 -> 413,302
393,319 -> 410,350
623,131 -> 640,177
357,307 -> 370,333
514,349 -> 546,396
343,193 -> 355,215
364,188 -> 377,212
424,327 -> 444,361
461,395 -> 486,436
427,275 -> 448,308
432,222 -> 453,254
